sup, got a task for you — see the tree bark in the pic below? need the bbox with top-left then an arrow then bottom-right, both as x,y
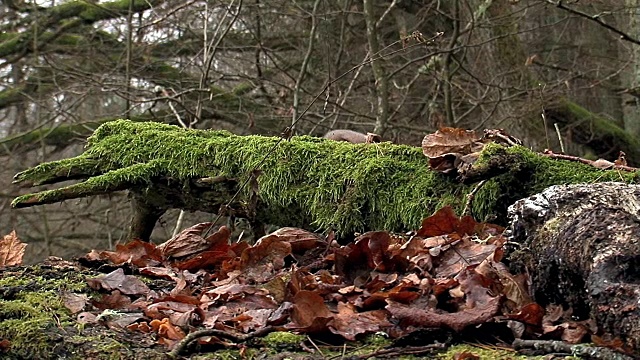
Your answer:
508,182 -> 640,351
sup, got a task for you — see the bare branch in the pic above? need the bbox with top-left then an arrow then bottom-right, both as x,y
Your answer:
548,0 -> 640,46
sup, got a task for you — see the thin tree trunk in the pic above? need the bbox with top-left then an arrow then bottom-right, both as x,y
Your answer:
363,0 -> 389,135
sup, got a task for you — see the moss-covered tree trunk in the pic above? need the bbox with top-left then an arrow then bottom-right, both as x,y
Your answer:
11,120 -> 639,241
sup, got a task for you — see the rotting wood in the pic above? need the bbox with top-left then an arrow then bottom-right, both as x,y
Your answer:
508,182 -> 640,352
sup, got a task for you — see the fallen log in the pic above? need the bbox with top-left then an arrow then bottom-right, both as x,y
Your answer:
11,120 -> 638,240
508,182 -> 640,352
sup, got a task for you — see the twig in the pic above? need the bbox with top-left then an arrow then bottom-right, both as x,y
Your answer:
292,0 -> 322,129
462,180 -> 487,217
306,336 -> 324,356
553,123 -> 565,153
547,1 -> 640,46
168,325 -> 280,358
542,151 -> 638,172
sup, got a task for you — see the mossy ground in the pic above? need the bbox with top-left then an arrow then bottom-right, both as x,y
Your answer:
0,264 -> 166,360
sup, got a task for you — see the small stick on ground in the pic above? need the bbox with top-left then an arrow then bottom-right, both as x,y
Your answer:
462,180 -> 487,217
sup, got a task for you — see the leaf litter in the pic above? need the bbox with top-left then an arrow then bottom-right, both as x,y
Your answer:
30,205 -> 607,357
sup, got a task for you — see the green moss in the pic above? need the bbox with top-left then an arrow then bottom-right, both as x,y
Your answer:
552,99 -> 640,161
189,348 -> 258,360
67,335 -> 129,360
0,266 -> 88,292
0,275 -> 75,358
14,120 -> 640,235
261,331 -> 305,352
561,99 -> 632,141
14,120 -> 472,234
262,331 -> 305,346
469,143 -> 639,222
363,332 -> 393,347
0,267 -> 92,358
0,266 -> 170,359
436,343 -> 543,360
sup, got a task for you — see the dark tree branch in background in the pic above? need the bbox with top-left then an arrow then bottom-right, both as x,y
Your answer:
292,0 -> 322,129
443,1 -> 460,127
548,0 -> 640,46
364,0 -> 390,135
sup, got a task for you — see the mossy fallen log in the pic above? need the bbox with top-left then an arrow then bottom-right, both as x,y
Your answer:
546,98 -> 640,164
11,120 -> 640,241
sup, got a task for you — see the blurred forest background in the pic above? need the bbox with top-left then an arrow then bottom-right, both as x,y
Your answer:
3,0 -> 640,262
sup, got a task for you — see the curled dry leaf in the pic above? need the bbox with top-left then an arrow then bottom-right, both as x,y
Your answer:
506,303 -> 544,327
127,321 -> 152,333
0,339 -> 10,352
150,318 -> 186,341
434,238 -> 497,278
386,267 -> 502,333
232,308 -> 273,332
0,230 -> 26,268
289,290 -> 333,333
86,268 -> 150,296
427,153 -> 463,174
264,227 -> 326,253
239,235 -> 292,282
329,302 -> 391,340
417,206 -> 476,238
159,223 -> 231,259
422,127 -> 484,158
614,151 -> 627,166
98,239 -> 163,267
422,128 -> 485,174
592,158 -> 615,170
454,351 -> 480,360
92,290 -> 132,311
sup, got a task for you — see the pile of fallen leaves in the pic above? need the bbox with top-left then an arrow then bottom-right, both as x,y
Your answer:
0,207 -> 604,357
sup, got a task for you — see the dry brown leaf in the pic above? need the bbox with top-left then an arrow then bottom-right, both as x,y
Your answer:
422,127 -> 483,158
387,267 -> 501,333
506,303 -> 544,327
97,239 -> 163,267
592,158 -> 614,169
614,151 -> 627,166
150,318 -> 186,341
86,268 -> 150,296
76,312 -> 97,324
417,206 -> 476,238
289,290 -> 333,333
454,351 -> 480,360
239,235 -> 292,282
159,224 -> 230,259
61,291 -> 89,314
0,230 -> 26,268
127,321 -> 152,333
329,302 -> 391,340
434,239 -> 496,278
265,227 -> 326,253
427,153 -> 463,174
